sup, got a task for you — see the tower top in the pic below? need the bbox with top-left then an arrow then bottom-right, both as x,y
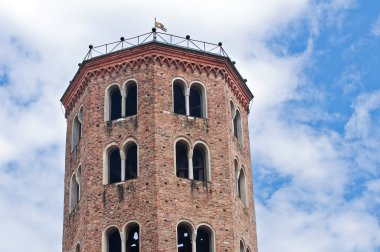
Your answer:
61,31 -> 253,115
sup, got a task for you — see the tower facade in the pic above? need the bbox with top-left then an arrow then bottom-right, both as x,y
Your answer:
61,31 -> 257,252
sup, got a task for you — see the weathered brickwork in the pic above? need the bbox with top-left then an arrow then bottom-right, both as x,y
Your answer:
61,41 -> 257,252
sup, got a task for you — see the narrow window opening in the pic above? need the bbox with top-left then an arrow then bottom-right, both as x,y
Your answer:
189,86 -> 202,118
177,225 -> 192,252
108,229 -> 121,252
71,115 -> 81,151
109,148 -> 121,184
238,168 -> 247,204
125,83 -> 137,116
240,241 -> 245,252
233,110 -> 242,144
196,227 -> 211,252
193,147 -> 205,181
75,244 -> 80,252
70,174 -> 79,212
126,225 -> 139,252
125,144 -> 138,180
173,82 -> 186,115
110,88 -> 122,120
176,143 -> 189,179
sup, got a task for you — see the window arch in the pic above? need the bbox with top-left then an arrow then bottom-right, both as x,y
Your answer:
237,167 -> 247,205
173,79 -> 187,115
124,142 -> 138,180
105,84 -> 122,122
246,246 -> 252,252
103,144 -> 122,184
75,243 -> 80,252
196,224 -> 215,252
189,82 -> 207,118
230,100 -> 243,145
192,142 -> 211,182
69,172 -> 79,212
175,140 -> 190,179
240,240 -> 245,252
177,221 -> 194,252
123,222 -> 140,252
103,226 -> 121,252
71,114 -> 82,151
124,80 -> 137,117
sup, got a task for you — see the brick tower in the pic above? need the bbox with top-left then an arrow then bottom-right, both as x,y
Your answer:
61,30 -> 257,252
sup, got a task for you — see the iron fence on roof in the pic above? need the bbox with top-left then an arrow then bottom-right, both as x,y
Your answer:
82,30 -> 229,62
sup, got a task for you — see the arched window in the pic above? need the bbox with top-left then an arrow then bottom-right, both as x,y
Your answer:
109,147 -> 121,184
124,223 -> 140,252
71,115 -> 82,151
176,142 -> 189,179
238,167 -> 247,205
233,109 -> 242,144
192,147 -> 205,181
173,80 -> 186,115
246,246 -> 251,252
125,81 -> 137,117
125,143 -> 138,180
106,228 -> 121,252
109,86 -> 122,121
75,243 -> 80,252
240,240 -> 245,252
69,173 -> 79,212
177,223 -> 193,252
196,225 -> 214,252
189,83 -> 206,118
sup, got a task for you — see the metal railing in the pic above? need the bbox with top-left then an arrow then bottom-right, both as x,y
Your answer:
82,29 -> 229,62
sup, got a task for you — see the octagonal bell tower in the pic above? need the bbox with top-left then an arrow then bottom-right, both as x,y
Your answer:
61,29 -> 257,252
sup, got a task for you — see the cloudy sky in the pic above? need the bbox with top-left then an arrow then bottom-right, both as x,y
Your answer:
0,0 -> 380,251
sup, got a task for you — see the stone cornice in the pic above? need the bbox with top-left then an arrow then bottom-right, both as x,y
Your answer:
61,42 -> 253,116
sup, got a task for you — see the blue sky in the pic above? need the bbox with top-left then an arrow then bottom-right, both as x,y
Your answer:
0,0 -> 379,251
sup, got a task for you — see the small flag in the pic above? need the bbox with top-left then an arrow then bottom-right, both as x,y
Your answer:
155,21 -> 167,32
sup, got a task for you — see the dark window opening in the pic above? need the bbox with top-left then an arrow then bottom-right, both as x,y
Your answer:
110,88 -> 122,120
237,172 -> 242,199
189,87 -> 202,118
173,83 -> 186,115
75,244 -> 80,252
196,228 -> 211,252
109,149 -> 121,184
108,229 -> 121,252
193,147 -> 205,181
240,241 -> 245,252
176,143 -> 189,179
233,110 -> 242,143
125,144 -> 138,180
233,115 -> 239,139
126,226 -> 139,252
75,180 -> 80,203
177,225 -> 192,252
125,84 -> 137,117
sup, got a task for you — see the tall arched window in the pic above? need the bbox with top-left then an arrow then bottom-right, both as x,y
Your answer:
125,81 -> 137,117
76,165 -> 81,202
107,228 -> 121,252
176,142 -> 189,179
238,167 -> 247,205
109,147 -> 121,184
233,109 -> 242,144
192,147 -> 205,181
125,223 -> 140,252
246,247 -> 251,252
189,83 -> 206,118
196,225 -> 214,252
110,87 -> 122,121
173,80 -> 186,115
177,223 -> 193,252
75,243 -> 80,252
125,143 -> 138,180
71,114 -> 82,151
69,172 -> 79,212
